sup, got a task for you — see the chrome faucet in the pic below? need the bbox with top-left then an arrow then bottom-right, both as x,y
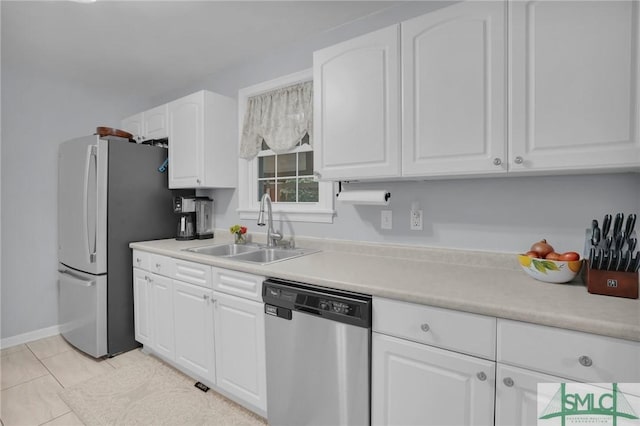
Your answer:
257,193 -> 282,247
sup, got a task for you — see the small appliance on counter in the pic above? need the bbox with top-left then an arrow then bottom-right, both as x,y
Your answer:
195,197 -> 214,239
174,196 -> 196,240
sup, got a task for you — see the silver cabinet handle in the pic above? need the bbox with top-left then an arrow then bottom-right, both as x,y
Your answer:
477,372 -> 487,381
493,158 -> 502,166
155,263 -> 161,269
420,323 -> 430,332
503,377 -> 514,387
579,355 -> 593,367
514,156 -> 524,164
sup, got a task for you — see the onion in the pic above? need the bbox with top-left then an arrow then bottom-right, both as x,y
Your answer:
530,239 -> 554,258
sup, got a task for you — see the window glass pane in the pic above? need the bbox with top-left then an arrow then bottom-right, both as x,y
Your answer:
298,178 -> 319,202
277,153 -> 297,177
276,179 -> 297,202
259,156 -> 275,178
258,180 -> 275,201
298,151 -> 314,176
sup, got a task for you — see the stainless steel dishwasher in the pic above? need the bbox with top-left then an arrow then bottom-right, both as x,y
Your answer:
263,278 -> 372,426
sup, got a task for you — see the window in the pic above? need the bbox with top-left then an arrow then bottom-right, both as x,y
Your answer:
237,70 -> 334,223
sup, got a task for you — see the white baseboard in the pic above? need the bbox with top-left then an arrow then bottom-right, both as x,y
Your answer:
1,325 -> 61,350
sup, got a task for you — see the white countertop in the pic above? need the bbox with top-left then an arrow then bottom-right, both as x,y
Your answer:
130,236 -> 640,342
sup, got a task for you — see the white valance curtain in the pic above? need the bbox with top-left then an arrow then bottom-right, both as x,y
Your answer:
239,81 -> 313,159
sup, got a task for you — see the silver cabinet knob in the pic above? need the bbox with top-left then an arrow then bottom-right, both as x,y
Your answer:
136,257 -> 142,264
477,372 -> 487,381
503,377 -> 514,387
514,156 -> 524,164
420,323 -> 430,332
144,275 -> 150,282
196,179 -> 201,185
203,294 -> 209,301
579,355 -> 593,367
493,158 -> 502,166
155,263 -> 161,269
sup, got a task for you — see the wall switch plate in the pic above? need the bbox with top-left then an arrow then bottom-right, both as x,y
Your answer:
410,209 -> 423,231
381,210 -> 393,230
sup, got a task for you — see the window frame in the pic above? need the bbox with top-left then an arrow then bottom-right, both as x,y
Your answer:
237,69 -> 335,223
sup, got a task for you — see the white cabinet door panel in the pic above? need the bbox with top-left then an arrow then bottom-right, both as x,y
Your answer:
173,280 -> 215,383
133,269 -> 152,347
168,93 -> 203,188
314,25 -> 400,180
150,274 -> 174,360
372,333 -> 495,426
495,364 -> 566,426
402,1 -> 507,176
143,104 -> 169,140
213,291 -> 266,411
510,0 -> 640,171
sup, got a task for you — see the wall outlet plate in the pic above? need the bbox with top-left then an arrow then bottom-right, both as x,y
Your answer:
410,210 -> 423,231
381,210 -> 393,230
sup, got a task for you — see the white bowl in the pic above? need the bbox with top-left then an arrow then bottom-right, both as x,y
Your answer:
517,254 -> 583,284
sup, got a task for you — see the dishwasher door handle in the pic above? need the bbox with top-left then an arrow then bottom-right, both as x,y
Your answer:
296,306 -> 321,316
265,304 -> 292,320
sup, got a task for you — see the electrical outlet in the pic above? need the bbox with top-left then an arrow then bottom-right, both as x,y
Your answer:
410,209 -> 423,231
381,210 -> 393,230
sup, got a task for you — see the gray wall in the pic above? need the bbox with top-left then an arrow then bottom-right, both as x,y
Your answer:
0,64 -> 146,340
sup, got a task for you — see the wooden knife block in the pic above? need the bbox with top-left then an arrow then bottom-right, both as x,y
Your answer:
583,265 -> 639,299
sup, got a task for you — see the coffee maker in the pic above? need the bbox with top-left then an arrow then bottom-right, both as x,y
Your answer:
173,196 -> 196,240
195,197 -> 214,239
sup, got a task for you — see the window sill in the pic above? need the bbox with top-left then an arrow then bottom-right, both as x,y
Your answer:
238,208 -> 335,224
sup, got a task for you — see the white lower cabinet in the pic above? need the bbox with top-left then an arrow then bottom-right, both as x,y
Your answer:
495,364 -> 565,426
213,291 -> 266,411
132,252 -> 266,417
372,297 -> 496,426
173,280 -> 215,384
372,333 -> 495,426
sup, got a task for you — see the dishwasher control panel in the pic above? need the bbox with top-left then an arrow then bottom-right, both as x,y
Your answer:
262,278 -> 372,328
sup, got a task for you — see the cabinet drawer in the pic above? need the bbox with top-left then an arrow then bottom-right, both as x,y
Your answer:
212,267 -> 264,302
174,259 -> 212,289
132,250 -> 150,270
497,319 -> 640,383
373,297 -> 496,360
149,254 -> 175,277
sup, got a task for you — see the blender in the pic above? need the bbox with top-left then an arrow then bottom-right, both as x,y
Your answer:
195,197 -> 214,239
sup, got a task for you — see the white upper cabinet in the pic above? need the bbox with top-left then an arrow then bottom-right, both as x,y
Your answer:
313,25 -> 401,180
121,104 -> 168,142
402,1 -> 507,177
168,90 -> 237,189
509,0 -> 640,172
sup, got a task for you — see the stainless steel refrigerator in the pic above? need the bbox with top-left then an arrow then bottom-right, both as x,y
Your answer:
57,135 -> 177,357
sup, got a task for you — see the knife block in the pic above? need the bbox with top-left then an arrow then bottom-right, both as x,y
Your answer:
583,265 -> 639,299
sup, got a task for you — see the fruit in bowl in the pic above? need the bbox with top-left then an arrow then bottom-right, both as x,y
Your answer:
518,240 -> 583,283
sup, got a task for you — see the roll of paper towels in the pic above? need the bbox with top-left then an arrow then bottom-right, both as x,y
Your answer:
336,190 -> 390,206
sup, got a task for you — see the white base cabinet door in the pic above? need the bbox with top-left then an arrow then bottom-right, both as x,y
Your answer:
133,269 -> 152,348
173,280 -> 215,384
495,364 -> 566,426
402,1 -> 507,177
372,332 -> 495,426
509,0 -> 640,172
313,25 -> 401,180
212,291 -> 267,412
149,274 -> 174,361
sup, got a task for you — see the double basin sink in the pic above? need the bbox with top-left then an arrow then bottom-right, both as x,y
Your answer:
184,243 -> 318,265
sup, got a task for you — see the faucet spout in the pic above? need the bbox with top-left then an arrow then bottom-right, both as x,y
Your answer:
257,193 -> 282,247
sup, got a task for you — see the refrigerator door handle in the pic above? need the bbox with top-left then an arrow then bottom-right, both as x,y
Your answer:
83,145 -> 98,263
58,269 -> 96,287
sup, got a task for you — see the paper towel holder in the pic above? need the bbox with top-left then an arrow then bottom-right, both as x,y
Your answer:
335,181 -> 391,202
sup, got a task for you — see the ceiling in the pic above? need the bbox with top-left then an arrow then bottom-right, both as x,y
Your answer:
2,1 -> 402,99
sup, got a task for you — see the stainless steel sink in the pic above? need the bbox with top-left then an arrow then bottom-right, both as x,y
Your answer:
186,243 -> 261,257
230,248 -> 317,265
184,243 -> 318,265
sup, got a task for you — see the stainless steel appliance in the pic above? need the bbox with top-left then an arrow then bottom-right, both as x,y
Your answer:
263,278 -> 372,426
195,197 -> 214,239
57,135 -> 176,357
174,196 -> 196,240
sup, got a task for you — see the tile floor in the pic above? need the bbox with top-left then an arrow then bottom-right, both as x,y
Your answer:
0,335 -> 255,425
